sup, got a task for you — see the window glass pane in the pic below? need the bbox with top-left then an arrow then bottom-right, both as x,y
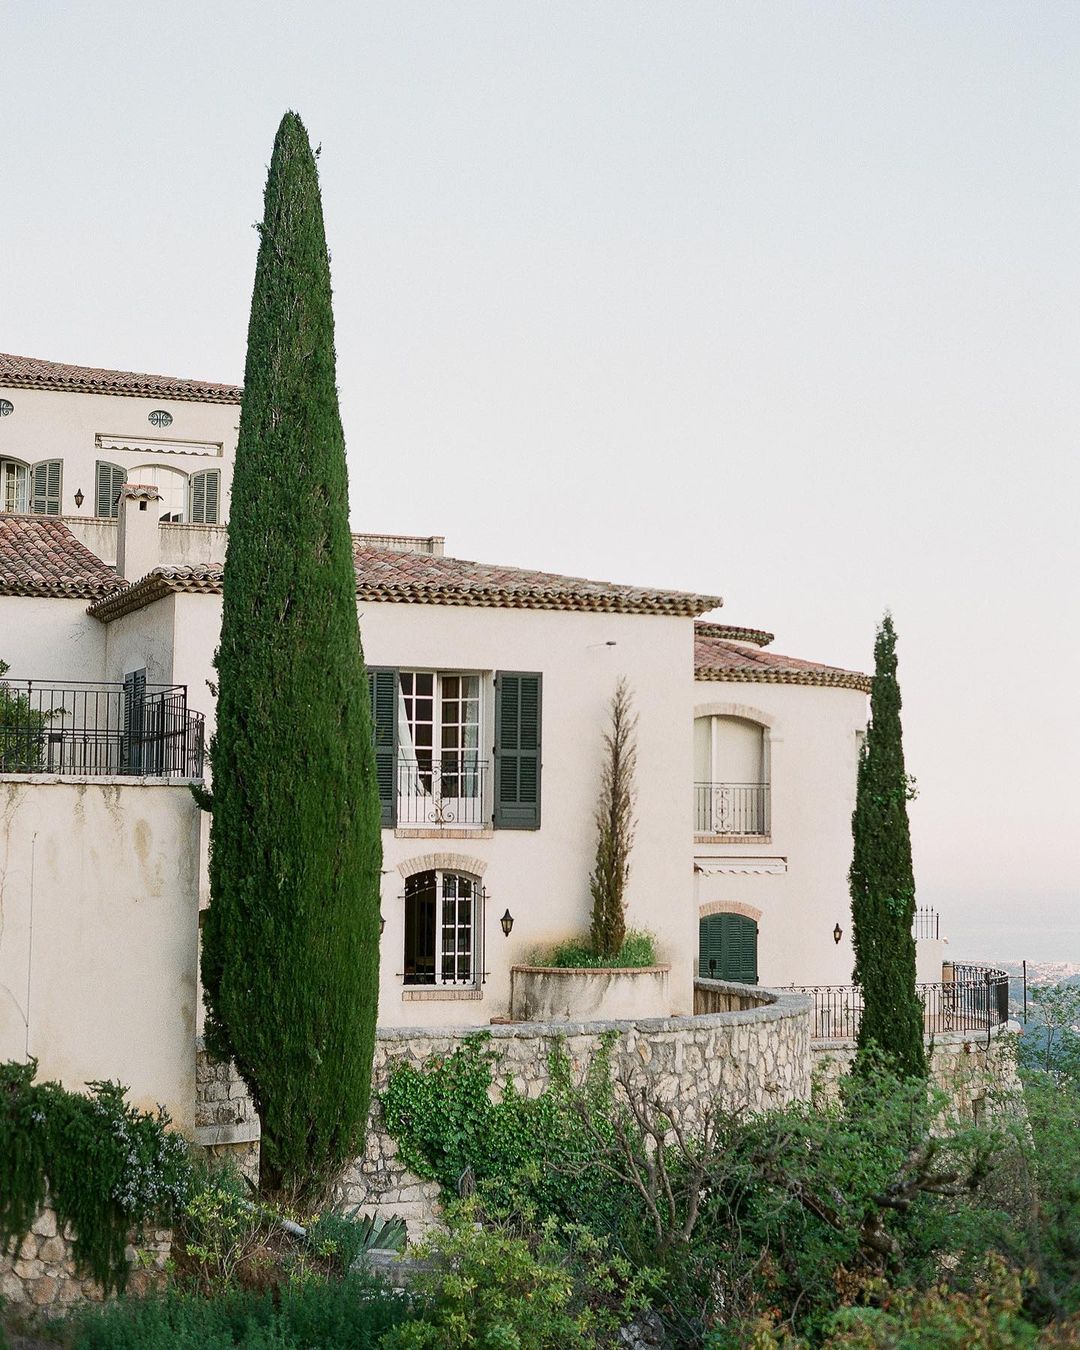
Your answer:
130,464 -> 188,523
1,460 -> 28,514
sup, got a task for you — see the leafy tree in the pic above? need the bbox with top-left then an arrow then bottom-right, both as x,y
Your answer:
1018,983 -> 1080,1080
589,678 -> 638,959
201,111 -> 381,1202
849,614 -> 926,1080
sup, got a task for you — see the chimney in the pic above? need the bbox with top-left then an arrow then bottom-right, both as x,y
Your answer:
116,483 -> 163,582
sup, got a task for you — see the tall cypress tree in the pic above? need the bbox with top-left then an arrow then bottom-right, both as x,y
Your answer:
850,613 -> 926,1079
201,112 -> 381,1200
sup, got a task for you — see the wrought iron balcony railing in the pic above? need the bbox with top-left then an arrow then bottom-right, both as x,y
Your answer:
0,679 -> 204,779
912,906 -> 940,940
695,781 -> 770,836
396,755 -> 489,827
788,965 -> 1010,1041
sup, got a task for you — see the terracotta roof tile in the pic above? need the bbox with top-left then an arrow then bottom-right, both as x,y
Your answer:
87,550 -> 723,622
695,623 -> 871,693
0,515 -> 119,598
0,352 -> 242,405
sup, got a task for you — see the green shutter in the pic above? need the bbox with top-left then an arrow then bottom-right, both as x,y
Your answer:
368,667 -> 397,827
699,913 -> 758,984
190,468 -> 221,524
30,460 -> 62,515
95,461 -> 126,518
494,672 -> 541,830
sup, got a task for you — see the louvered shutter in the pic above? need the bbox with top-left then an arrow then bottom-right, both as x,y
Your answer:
189,469 -> 221,524
95,462 -> 126,518
123,668 -> 148,774
493,672 -> 541,829
30,460 -> 62,515
698,914 -> 758,984
368,667 -> 397,827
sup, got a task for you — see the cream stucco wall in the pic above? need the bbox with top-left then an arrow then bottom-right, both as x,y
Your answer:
0,777 -> 201,1131
0,385 -> 238,524
0,595 -> 106,681
99,591 -> 697,1029
693,679 -> 868,987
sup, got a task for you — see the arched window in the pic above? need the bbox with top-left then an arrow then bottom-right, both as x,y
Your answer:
694,715 -> 769,835
403,869 -> 484,987
130,464 -> 188,522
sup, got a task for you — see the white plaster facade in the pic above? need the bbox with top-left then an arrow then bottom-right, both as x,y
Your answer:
4,353 -> 956,1062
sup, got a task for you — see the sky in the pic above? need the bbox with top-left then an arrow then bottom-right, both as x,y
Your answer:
2,2 -> 1078,962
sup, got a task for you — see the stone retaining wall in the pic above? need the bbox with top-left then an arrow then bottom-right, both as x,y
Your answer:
0,1208 -> 171,1314
198,982 -> 812,1235
810,1022 -> 1023,1120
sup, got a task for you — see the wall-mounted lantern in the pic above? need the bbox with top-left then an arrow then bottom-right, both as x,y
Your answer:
833,923 -> 843,945
500,909 -> 514,937
74,488 -> 84,509
379,914 -> 386,936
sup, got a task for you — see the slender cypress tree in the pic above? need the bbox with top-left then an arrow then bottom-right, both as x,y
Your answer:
849,613 -> 926,1079
589,678 -> 638,959
201,112 -> 381,1200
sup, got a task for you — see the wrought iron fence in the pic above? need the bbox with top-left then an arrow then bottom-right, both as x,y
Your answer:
396,755 -> 489,827
0,679 -> 204,778
789,965 -> 1011,1040
694,782 -> 770,835
912,906 -> 940,940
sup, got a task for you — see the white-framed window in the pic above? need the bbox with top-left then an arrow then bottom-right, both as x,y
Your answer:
694,715 -> 770,835
397,671 -> 484,826
1,458 -> 29,514
403,869 -> 483,987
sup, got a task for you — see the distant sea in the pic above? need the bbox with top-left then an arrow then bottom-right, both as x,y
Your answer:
944,915 -> 1080,968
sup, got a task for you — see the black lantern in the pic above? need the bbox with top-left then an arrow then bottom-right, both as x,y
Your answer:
500,909 -> 514,937
379,914 -> 386,936
74,488 -> 84,509
833,923 -> 843,945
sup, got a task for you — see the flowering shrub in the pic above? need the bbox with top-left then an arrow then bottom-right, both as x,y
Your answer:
0,1059 -> 192,1292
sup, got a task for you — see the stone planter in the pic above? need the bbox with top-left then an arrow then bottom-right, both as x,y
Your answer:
509,964 -> 672,1021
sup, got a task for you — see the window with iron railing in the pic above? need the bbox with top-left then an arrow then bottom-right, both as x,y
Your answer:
694,714 -> 770,835
402,869 -> 485,987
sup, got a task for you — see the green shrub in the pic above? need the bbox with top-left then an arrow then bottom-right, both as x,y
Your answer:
0,1060 -> 191,1293
534,929 -> 656,970
381,1199 -> 655,1350
64,1274 -> 411,1349
306,1208 -> 407,1274
0,658 -> 48,772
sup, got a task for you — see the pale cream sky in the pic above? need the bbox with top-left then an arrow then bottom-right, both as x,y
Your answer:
3,1 -> 1078,960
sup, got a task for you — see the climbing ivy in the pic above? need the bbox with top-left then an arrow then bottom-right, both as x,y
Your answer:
380,1033 -> 622,1227
0,1060 -> 192,1293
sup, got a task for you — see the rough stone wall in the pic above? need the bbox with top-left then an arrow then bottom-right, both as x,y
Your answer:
0,1208 -> 171,1313
197,984 -> 813,1237
810,1023 -> 1024,1121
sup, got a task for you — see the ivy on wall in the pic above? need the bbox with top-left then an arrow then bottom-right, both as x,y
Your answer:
0,1060 -> 191,1293
380,1032 -> 621,1224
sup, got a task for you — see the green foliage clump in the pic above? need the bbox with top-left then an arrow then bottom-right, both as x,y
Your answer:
0,658 -> 47,771
849,614 -> 926,1080
201,109 -> 381,1203
380,1033 -> 621,1226
306,1208 -> 407,1274
589,678 -> 638,959
0,1060 -> 190,1294
537,928 -> 657,970
381,1198 -> 655,1350
64,1274 -> 410,1349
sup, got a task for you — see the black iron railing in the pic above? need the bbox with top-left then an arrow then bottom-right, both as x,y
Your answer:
789,965 -> 1011,1040
396,756 -> 489,827
695,782 -> 770,835
912,906 -> 940,940
0,679 -> 204,779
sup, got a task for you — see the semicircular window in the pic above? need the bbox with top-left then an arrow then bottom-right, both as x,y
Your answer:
148,409 -> 173,428
0,399 -> 13,417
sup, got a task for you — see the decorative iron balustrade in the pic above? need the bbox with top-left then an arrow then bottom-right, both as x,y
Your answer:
912,906 -> 940,940
694,781 -> 770,835
0,679 -> 204,779
396,755 -> 490,827
789,965 -> 1011,1040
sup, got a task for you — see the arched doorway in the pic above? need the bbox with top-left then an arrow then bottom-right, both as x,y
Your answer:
699,912 -> 758,984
